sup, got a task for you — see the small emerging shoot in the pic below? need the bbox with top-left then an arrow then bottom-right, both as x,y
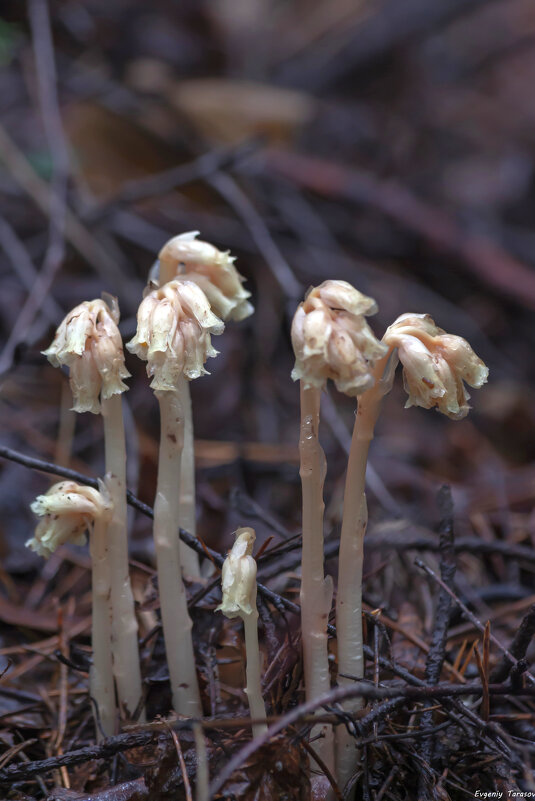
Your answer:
217,527 -> 267,737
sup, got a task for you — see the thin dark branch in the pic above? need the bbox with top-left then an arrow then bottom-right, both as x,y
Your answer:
490,605 -> 535,684
0,0 -> 69,375
415,557 -> 535,684
419,485 -> 457,795
208,680 -> 534,797
366,533 -> 535,565
0,681 -> 529,785
207,170 -> 303,300
265,148 -> 535,310
86,138 -> 262,224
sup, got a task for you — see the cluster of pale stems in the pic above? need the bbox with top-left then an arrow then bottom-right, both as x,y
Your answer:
27,231 -> 488,795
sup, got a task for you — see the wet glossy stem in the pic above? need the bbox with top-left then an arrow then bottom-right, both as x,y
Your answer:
154,390 -> 202,717
176,376 -> 201,577
101,394 -> 144,720
193,722 -> 209,801
89,516 -> 115,738
335,352 -> 391,790
242,609 -> 268,737
299,383 -> 334,771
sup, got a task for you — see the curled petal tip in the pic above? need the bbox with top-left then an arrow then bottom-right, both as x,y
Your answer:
157,233 -> 254,322
385,313 -> 488,419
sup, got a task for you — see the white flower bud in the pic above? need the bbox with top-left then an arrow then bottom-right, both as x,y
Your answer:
217,527 -> 258,619
127,279 -> 224,390
384,313 -> 489,420
291,280 -> 387,396
27,480 -> 112,559
43,297 -> 130,414
157,232 -> 254,322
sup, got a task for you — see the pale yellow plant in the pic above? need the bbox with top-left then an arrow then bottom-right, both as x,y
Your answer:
157,231 -> 253,321
152,233 -> 254,580
383,313 -> 489,419
127,279 -> 225,715
291,279 -> 386,775
217,527 -> 267,736
291,280 -> 387,396
44,296 -> 143,720
29,481 -> 115,737
43,296 -> 129,414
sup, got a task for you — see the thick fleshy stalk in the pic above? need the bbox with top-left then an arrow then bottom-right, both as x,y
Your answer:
194,722 -> 209,801
299,383 -> 334,771
154,389 -> 202,716
101,394 -> 144,720
243,608 -> 268,737
335,350 -> 393,789
176,375 -> 201,577
89,515 -> 115,738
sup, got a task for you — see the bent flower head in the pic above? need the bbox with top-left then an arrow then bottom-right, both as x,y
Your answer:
217,527 -> 257,619
27,480 -> 112,559
291,280 -> 387,396
156,231 -> 254,322
43,296 -> 129,414
383,313 -> 489,420
127,279 -> 224,390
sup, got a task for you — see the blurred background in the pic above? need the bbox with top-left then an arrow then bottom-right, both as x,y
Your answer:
0,0 -> 534,682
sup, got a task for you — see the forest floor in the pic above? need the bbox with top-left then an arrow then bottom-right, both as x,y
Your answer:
1,1 -> 535,799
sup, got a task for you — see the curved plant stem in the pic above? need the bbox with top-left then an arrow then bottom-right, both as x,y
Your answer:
176,375 -> 201,577
242,610 -> 268,737
335,350 -> 394,790
154,390 -> 202,717
89,516 -> 115,738
299,383 -> 334,771
101,394 -> 144,720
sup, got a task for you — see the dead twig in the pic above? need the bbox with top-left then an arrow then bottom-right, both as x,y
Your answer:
418,486 -> 457,797
0,0 -> 69,375
414,558 -> 535,684
0,683 -> 530,785
264,148 -> 535,310
490,605 -> 535,684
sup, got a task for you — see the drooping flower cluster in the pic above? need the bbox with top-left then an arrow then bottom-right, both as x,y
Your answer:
217,527 -> 257,619
27,480 -> 112,558
126,279 -> 224,391
291,280 -> 387,396
43,296 -> 129,414
156,231 -> 254,322
383,313 -> 489,419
